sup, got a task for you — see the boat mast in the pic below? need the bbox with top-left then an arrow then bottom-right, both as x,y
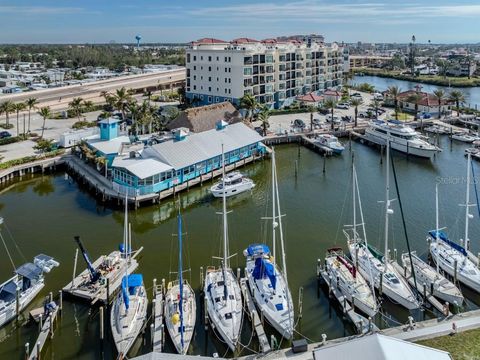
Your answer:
435,183 -> 440,273
384,139 -> 391,266
272,149 -> 276,266
352,154 -> 357,245
221,144 -> 229,267
178,210 -> 184,352
464,152 -> 472,252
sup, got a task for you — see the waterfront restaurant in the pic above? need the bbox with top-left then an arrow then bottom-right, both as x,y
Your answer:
110,121 -> 265,196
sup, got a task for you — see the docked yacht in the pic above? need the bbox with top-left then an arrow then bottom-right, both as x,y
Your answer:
0,254 -> 59,328
322,247 -> 378,317
452,132 -> 477,143
210,171 -> 255,198
364,120 -> 440,158
314,134 -> 345,154
424,125 -> 447,134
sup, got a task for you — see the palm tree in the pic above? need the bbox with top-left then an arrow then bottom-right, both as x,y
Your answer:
14,102 -> 26,136
256,106 -> 270,136
38,106 -> 52,139
433,89 -> 446,119
406,93 -> 423,126
370,98 -> 381,119
324,99 -> 336,130
350,98 -> 361,127
113,87 -> 133,121
0,100 -> 15,127
239,93 -> 258,122
25,97 -> 39,133
449,90 -> 465,117
82,100 -> 95,113
68,97 -> 84,121
387,85 -> 401,120
127,102 -> 140,136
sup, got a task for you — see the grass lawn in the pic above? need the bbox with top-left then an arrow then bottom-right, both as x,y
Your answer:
417,328 -> 480,359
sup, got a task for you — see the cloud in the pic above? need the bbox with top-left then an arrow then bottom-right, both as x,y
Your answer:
0,5 -> 95,15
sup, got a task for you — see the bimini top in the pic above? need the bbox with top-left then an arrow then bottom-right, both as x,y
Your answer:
246,244 -> 271,257
15,263 -> 42,280
429,230 -> 467,257
123,274 -> 143,288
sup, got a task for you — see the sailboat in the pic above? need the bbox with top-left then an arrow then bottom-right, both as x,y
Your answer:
429,152 -> 480,293
400,184 -> 463,306
204,145 -> 243,352
110,197 -> 148,357
348,141 -> 420,310
164,209 -> 196,355
244,149 -> 294,339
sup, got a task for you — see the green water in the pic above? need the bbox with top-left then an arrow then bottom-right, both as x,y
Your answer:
1,137 -> 480,359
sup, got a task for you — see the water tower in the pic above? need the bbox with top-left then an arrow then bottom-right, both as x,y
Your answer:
135,35 -> 142,49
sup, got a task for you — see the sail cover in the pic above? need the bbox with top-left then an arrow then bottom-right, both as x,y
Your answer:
121,274 -> 143,309
247,244 -> 271,257
429,230 -> 467,257
252,257 -> 276,290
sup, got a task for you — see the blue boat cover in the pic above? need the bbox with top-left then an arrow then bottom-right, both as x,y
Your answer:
247,244 -> 271,257
428,230 -> 467,257
121,274 -> 143,309
15,263 -> 42,280
118,243 -> 131,254
252,257 -> 276,290
387,119 -> 403,125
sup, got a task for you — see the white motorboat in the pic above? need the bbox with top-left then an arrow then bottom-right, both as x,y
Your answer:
110,197 -> 148,357
430,153 -> 480,293
364,120 -> 440,158
0,254 -> 59,328
452,132 -> 477,143
244,149 -> 294,339
322,247 -> 378,318
424,125 -> 447,134
204,147 -> 243,352
210,171 -> 255,198
347,142 -> 420,310
164,212 -> 196,355
315,134 -> 345,154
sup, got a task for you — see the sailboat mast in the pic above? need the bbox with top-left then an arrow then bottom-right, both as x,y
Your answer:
435,183 -> 440,273
221,145 -> 228,267
272,149 -> 276,265
352,157 -> 357,244
178,211 -> 184,351
384,139 -> 391,265
465,152 -> 472,251
274,153 -> 287,283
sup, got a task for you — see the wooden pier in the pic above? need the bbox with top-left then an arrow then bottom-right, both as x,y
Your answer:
0,155 -> 66,184
27,308 -> 59,360
152,280 -> 165,353
62,247 -> 143,304
239,277 -> 271,354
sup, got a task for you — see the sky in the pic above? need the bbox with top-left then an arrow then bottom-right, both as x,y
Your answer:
0,0 -> 478,44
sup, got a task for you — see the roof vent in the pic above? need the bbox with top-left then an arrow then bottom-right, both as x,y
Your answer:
216,120 -> 228,130
129,151 -> 136,158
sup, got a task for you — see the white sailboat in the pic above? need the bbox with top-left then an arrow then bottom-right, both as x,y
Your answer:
244,149 -> 294,339
204,146 -> 243,352
429,153 -> 480,293
348,141 -> 420,310
110,198 -> 148,357
164,210 -> 196,355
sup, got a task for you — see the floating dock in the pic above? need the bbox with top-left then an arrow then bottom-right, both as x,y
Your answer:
152,280 -> 165,353
239,277 -> 271,354
62,247 -> 143,304
27,308 -> 58,360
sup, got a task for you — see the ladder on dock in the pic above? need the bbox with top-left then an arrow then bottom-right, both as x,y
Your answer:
392,261 -> 451,316
240,278 -> 271,354
319,269 -> 377,334
152,282 -> 165,352
28,308 -> 58,360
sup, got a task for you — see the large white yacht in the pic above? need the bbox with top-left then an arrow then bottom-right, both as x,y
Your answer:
364,120 -> 440,158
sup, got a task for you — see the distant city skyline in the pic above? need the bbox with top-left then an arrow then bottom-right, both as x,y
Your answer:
0,0 -> 479,44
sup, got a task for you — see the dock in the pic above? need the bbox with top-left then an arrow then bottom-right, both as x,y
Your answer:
239,277 -> 272,354
62,247 -> 143,304
27,308 -> 58,360
318,269 -> 377,335
152,280 -> 165,353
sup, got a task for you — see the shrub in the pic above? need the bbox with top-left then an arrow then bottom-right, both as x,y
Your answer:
34,139 -> 56,153
0,149 -> 65,169
0,124 -> 14,129
72,121 -> 98,129
0,136 -> 22,146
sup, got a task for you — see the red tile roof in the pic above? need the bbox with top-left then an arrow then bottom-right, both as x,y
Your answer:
261,38 -> 277,44
297,93 -> 324,102
323,90 -> 342,96
191,38 -> 227,45
396,90 -> 452,106
231,38 -> 259,44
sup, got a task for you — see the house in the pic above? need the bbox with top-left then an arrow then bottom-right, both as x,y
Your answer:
384,90 -> 453,116
296,93 -> 324,107
323,89 -> 342,102
166,101 -> 243,133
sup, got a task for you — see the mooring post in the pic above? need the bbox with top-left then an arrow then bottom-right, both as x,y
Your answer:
379,275 -> 383,296
237,268 -> 241,282
150,323 -> 154,348
454,259 -> 458,284
37,341 -> 41,360
380,145 -> 384,164
25,342 -> 29,360
99,306 -> 104,341
153,278 -> 157,298
72,248 -> 79,288
323,154 -> 326,174
322,333 -> 327,345
404,265 -> 407,277
423,283 -> 427,299
298,286 -> 304,321
294,159 -> 298,177
106,278 -> 110,306
200,266 -> 204,286
59,290 -> 63,312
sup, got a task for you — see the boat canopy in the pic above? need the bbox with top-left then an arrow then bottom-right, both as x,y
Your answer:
247,244 -> 271,257
366,243 -> 384,262
252,257 -> 276,290
15,263 -> 42,280
1,280 -> 17,295
428,230 -> 467,256
121,274 -> 144,309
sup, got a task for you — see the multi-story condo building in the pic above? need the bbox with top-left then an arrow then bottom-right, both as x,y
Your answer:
185,37 -> 345,109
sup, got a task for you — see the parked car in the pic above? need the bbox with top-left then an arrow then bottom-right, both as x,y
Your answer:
336,103 -> 350,109
325,115 -> 341,123
342,115 -> 353,122
293,119 -> 306,128
358,111 -> 371,118
420,112 -> 432,119
373,92 -> 384,101
254,126 -> 264,135
0,131 -> 11,139
318,108 -> 329,115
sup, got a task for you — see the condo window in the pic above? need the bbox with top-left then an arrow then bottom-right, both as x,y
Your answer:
224,57 -> 228,62
208,76 -> 211,81
208,56 -> 212,61
193,75 -> 196,80
208,96 -> 212,103
216,56 -> 219,61
225,67 -> 227,72
208,87 -> 212,92
201,56 -> 203,60
193,66 -> 196,70
193,85 -> 196,90
187,54 -> 190,63
208,66 -> 212,71
215,97 -> 219,102
193,56 -> 196,61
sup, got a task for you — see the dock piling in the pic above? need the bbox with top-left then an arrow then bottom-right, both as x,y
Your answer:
323,154 -> 326,174
71,249 -> 79,288
298,286 -> 304,321
25,343 -> 29,360
59,291 -> 62,312
153,278 -> 157,298
150,323 -> 154,347
36,342 -> 40,360
99,306 -> 104,340
454,260 -> 458,284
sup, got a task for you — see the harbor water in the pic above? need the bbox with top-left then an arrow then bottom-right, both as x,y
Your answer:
1,137 -> 480,359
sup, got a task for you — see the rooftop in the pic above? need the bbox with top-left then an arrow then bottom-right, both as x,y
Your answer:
87,135 -> 131,155
112,156 -> 173,179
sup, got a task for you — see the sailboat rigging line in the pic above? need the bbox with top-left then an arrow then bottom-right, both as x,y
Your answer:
4,223 -> 27,263
389,150 -> 420,302
0,231 -> 15,271
470,160 -> 480,218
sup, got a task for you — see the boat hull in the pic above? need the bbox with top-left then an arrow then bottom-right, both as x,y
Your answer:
364,129 -> 437,158
211,181 -> 254,198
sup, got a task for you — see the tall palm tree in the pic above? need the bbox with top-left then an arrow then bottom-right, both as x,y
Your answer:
370,98 -> 381,119
25,97 -> 39,133
433,89 -> 446,119
350,98 -> 361,127
127,102 -> 140,136
256,106 -> 270,136
68,97 -> 84,121
113,87 -> 133,121
239,93 -> 258,122
82,100 -> 95,113
406,93 -> 423,126
324,99 -> 336,130
38,106 -> 52,139
387,85 -> 401,120
449,90 -> 465,117
0,100 -> 15,127
14,102 -> 26,136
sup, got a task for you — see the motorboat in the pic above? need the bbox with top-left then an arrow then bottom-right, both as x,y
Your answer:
0,254 -> 59,328
210,171 -> 255,198
315,134 -> 345,154
424,125 -> 447,134
452,132 -> 477,143
364,120 -> 440,158
322,247 -> 378,317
